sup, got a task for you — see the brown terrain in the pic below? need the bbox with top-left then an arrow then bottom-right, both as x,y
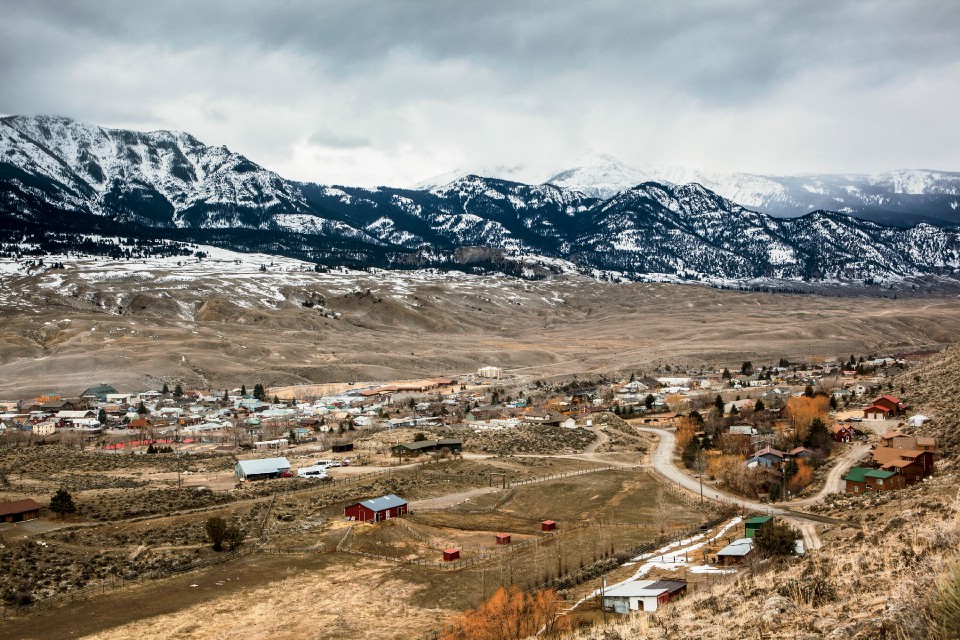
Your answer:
3,253 -> 960,640
2,252 -> 960,397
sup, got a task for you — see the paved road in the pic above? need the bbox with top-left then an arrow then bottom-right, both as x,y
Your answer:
637,427 -> 868,550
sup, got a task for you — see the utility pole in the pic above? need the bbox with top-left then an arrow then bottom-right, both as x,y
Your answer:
601,576 -> 607,624
176,423 -> 182,491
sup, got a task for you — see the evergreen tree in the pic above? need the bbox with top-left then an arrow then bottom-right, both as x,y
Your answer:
222,389 -> 229,403
49,488 -> 77,518
97,408 -> 107,424
645,394 -> 655,410
714,394 -> 725,414
241,384 -> 247,396
741,361 -> 754,376
273,395 -> 280,404
754,399 -> 765,412
753,519 -> 800,556
161,382 -> 170,395
253,383 -> 265,400
804,385 -> 815,398
722,368 -> 731,380
136,401 -> 148,416
173,383 -> 183,398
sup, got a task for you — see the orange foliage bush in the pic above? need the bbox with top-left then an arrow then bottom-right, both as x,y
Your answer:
785,395 -> 830,443
439,587 -> 568,640
787,458 -> 813,494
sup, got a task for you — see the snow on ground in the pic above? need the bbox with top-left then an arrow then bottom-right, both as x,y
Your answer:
569,517 -> 742,612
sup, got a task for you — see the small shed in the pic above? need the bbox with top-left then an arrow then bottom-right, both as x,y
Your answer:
0,499 -> 41,523
332,442 -> 354,453
344,494 -> 408,523
541,520 -> 557,532
495,533 -> 512,545
744,516 -> 772,539
717,538 -> 754,566
235,457 -> 292,481
442,548 -> 461,562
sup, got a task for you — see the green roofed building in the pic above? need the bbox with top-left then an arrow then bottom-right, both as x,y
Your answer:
744,516 -> 773,539
80,384 -> 118,401
843,466 -> 904,493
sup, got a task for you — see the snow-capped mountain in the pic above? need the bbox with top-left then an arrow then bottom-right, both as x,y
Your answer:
544,157 -> 960,228
3,115 -> 960,286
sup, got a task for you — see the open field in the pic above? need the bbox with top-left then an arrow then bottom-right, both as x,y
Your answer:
0,444 -> 709,639
2,254 -> 960,396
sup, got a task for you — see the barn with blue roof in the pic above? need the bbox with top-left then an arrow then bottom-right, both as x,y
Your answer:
344,494 -> 408,522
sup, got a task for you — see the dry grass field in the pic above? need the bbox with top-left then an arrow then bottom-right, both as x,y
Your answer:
2,254 -> 960,397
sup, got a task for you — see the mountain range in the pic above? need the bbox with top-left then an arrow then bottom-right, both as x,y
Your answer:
418,153 -> 960,228
3,115 -> 960,286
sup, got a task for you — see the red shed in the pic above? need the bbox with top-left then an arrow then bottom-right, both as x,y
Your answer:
442,548 -> 460,562
495,533 -> 511,545
343,494 -> 408,523
541,520 -> 557,532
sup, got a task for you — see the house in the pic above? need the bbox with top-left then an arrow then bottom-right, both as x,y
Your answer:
829,424 -> 855,443
602,579 -> 687,613
744,516 -> 773,538
344,494 -> 408,522
235,457 -> 292,481
717,538 -> 754,566
728,424 -> 758,436
879,431 -> 937,459
864,405 -> 893,421
844,466 -> 904,493
747,447 -> 785,468
788,447 -> 814,459
873,395 -> 908,416
32,422 -> 56,436
523,410 -> 566,426
870,447 -> 932,483
0,499 -> 41,523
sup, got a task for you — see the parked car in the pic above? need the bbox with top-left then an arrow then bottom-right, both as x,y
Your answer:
298,466 -> 329,479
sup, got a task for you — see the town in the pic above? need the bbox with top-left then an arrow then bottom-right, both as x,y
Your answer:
0,348 -> 947,638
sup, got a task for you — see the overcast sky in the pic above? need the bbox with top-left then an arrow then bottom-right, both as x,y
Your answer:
2,1 -> 959,187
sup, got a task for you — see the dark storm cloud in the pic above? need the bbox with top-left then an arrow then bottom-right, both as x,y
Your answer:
1,0 -> 958,185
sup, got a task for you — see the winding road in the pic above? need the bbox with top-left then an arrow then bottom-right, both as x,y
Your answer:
638,427 -> 867,550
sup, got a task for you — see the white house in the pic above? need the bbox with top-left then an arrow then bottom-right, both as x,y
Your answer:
602,579 -> 687,613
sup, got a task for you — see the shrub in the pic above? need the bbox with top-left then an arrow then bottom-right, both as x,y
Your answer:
927,560 -> 960,640
753,519 -> 800,557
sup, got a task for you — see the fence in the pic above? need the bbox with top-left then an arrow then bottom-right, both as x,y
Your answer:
0,546 -> 256,621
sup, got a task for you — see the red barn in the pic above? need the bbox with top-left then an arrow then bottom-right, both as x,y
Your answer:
541,520 -> 557,532
495,533 -> 511,545
343,494 -> 407,523
442,548 -> 460,562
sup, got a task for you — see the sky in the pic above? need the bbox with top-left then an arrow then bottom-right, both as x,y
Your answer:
1,0 -> 959,187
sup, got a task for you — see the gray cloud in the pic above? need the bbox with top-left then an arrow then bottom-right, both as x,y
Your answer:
1,0 -> 958,186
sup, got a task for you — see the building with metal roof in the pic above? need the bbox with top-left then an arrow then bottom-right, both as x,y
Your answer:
235,457 -> 291,481
344,494 -> 408,522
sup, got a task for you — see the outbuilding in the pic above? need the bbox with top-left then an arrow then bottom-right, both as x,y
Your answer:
344,494 -> 408,523
495,533 -> 512,545
442,548 -> 461,562
744,516 -> 773,538
717,538 -> 754,566
602,579 -> 687,613
235,457 -> 292,481
541,520 -> 557,532
0,499 -> 41,523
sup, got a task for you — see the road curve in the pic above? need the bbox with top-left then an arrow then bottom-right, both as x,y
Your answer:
638,427 -> 865,550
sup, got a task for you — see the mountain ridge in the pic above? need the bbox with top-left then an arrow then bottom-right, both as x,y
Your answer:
3,115 -> 960,287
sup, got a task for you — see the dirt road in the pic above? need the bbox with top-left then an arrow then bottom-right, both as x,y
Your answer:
637,427 -> 864,551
